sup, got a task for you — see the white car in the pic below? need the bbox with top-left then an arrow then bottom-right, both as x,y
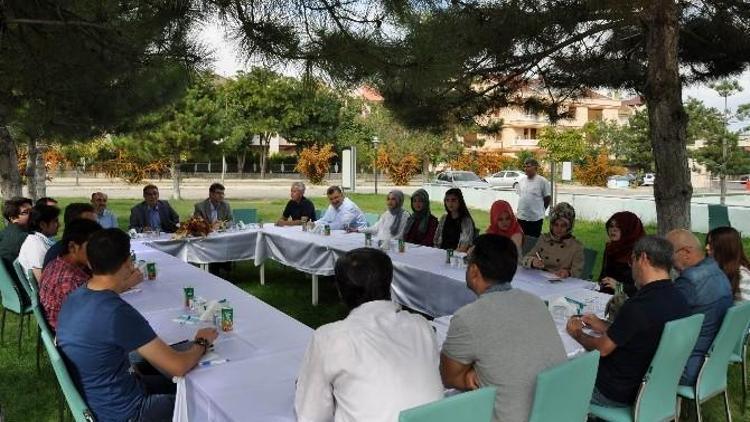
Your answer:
485,170 -> 524,189
641,173 -> 655,186
434,171 -> 490,189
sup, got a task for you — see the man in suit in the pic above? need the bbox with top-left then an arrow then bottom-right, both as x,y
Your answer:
129,185 -> 180,233
193,183 -> 232,227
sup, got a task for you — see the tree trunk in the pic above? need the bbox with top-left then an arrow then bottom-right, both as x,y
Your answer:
260,133 -> 269,179
237,151 -> 246,177
170,155 -> 181,200
25,138 -> 47,201
422,157 -> 430,182
644,0 -> 691,235
0,120 -> 23,199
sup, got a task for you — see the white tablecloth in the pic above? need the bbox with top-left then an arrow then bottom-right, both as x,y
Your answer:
255,225 -> 597,317
125,242 -> 312,422
141,229 -> 261,264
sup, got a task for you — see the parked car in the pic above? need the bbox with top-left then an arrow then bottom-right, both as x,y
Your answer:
485,170 -> 524,189
434,171 -> 490,189
641,173 -> 655,186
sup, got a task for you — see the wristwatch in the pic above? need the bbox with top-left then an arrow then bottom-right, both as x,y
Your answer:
195,337 -> 210,354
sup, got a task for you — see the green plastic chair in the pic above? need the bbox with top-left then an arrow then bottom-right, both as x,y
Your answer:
677,301 -> 750,422
13,259 -> 49,371
365,212 -> 380,227
708,204 -> 731,231
0,261 -> 33,354
398,387 -> 497,422
522,235 -> 539,256
232,208 -> 258,224
40,330 -> 95,422
582,248 -> 598,280
528,350 -> 599,422
315,209 -> 323,220
729,320 -> 750,413
590,313 -> 704,422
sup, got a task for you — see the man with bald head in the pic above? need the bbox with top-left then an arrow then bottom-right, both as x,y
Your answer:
666,229 -> 732,386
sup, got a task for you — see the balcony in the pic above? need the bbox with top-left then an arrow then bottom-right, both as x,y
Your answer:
514,138 -> 539,146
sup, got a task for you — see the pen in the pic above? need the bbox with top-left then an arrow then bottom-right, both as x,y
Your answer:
199,359 -> 229,367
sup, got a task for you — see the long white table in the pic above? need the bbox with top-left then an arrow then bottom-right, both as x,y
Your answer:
255,225 -> 597,317
143,229 -> 261,266
126,241 -> 312,422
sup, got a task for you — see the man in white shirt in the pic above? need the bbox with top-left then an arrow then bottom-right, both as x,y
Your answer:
295,248 -> 443,422
515,158 -> 551,237
315,186 -> 367,230
18,204 -> 60,281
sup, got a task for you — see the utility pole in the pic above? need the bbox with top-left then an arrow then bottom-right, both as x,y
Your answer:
710,80 -> 743,205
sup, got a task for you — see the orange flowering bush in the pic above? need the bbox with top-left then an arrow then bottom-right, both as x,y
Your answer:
377,149 -> 420,185
295,144 -> 337,185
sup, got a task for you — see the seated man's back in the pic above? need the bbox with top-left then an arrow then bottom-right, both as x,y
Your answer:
57,286 -> 156,421
444,288 -> 565,421
295,248 -> 442,422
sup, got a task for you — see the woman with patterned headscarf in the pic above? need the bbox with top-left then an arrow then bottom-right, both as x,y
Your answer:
403,189 -> 439,246
359,190 -> 410,241
599,211 -> 645,296
522,202 -> 584,278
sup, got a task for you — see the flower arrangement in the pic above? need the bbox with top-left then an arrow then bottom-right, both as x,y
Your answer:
173,217 -> 213,239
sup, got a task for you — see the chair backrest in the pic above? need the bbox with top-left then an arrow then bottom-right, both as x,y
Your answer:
232,208 -> 257,224
582,248 -> 598,280
398,387 -> 497,422
12,259 -> 37,305
315,209 -> 323,220
707,204 -> 731,231
365,212 -> 380,226
0,260 -> 25,314
40,331 -> 95,422
522,235 -> 538,256
634,314 -> 704,421
695,301 -> 750,399
733,318 -> 750,358
528,350 -> 599,422
15,261 -> 54,339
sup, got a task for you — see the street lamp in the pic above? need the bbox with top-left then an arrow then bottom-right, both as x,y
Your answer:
213,138 -> 226,183
372,136 -> 380,195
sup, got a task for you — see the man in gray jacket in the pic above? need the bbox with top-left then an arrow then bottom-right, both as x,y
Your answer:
193,183 -> 233,226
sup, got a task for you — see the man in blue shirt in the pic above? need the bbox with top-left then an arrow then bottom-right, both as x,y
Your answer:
57,229 -> 217,421
315,186 -> 367,230
667,229 -> 733,386
91,192 -> 118,229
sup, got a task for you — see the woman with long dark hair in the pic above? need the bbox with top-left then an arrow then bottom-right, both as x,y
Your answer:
598,211 -> 645,296
433,188 -> 476,252
706,226 -> 750,301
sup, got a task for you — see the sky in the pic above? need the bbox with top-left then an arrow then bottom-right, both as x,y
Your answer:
199,20 -> 750,128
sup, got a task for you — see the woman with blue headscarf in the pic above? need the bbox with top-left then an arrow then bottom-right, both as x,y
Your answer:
403,189 -> 439,246
360,190 -> 410,241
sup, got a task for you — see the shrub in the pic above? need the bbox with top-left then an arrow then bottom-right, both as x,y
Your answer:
377,150 -> 421,185
295,144 -> 337,184
573,151 -> 626,186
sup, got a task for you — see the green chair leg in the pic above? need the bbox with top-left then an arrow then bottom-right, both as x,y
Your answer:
724,390 -> 732,422
695,398 -> 703,422
36,330 -> 42,372
17,313 -> 24,355
1,307 -> 5,345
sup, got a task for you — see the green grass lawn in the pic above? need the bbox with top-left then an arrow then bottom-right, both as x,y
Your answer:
1,194 -> 747,420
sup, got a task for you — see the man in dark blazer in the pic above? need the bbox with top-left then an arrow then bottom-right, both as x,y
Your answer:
129,184 -> 180,233
193,183 -> 233,225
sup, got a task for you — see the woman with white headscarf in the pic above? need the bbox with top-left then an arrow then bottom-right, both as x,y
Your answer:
359,190 -> 410,241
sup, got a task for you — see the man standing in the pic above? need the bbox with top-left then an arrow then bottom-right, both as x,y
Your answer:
277,182 -> 316,226
567,236 -> 690,408
516,158 -> 551,238
193,183 -> 232,226
57,229 -> 217,421
91,192 -> 118,229
129,184 -> 180,233
295,248 -> 443,421
441,234 -> 565,422
666,229 -> 733,386
315,186 -> 367,230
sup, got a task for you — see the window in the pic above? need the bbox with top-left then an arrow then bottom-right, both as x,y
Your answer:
523,128 -> 538,139
588,108 -> 603,121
